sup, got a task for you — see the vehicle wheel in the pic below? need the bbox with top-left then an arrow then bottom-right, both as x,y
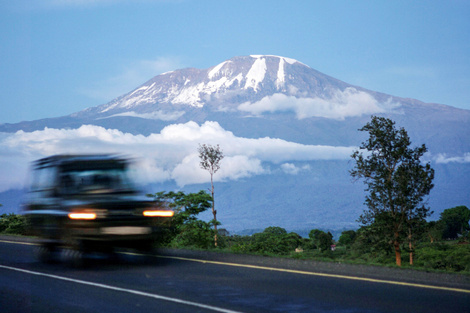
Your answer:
36,244 -> 57,263
136,240 -> 156,255
62,248 -> 86,268
62,240 -> 88,268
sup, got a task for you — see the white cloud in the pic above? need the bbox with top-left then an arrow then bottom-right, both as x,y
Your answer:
281,163 -> 311,175
435,153 -> 470,164
80,56 -> 184,102
219,155 -> 265,180
0,134 -> 35,192
238,88 -> 400,120
170,154 -> 265,186
0,121 -> 356,191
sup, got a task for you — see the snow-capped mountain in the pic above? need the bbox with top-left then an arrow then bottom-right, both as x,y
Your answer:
83,55 -> 351,114
51,54 -> 467,155
77,55 -> 398,120
1,55 -> 469,232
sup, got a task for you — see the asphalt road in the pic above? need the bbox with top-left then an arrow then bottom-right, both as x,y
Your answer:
0,237 -> 469,313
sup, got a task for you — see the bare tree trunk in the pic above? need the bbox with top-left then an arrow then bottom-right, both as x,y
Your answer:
394,232 -> 401,266
408,228 -> 413,265
211,174 -> 217,247
394,246 -> 401,266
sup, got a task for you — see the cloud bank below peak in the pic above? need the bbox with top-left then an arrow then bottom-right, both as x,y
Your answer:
0,121 -> 356,192
4,121 -> 466,193
238,87 -> 401,120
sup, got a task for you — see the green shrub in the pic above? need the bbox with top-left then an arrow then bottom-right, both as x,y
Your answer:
147,190 -> 214,248
414,243 -> 470,272
0,213 -> 27,235
338,230 -> 357,247
230,227 -> 302,255
170,220 -> 215,249
308,229 -> 334,252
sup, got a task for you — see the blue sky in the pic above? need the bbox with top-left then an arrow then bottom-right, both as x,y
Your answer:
1,0 -> 469,124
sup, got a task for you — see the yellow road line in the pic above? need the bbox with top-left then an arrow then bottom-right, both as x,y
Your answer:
156,255 -> 470,294
0,239 -> 37,246
3,239 -> 469,294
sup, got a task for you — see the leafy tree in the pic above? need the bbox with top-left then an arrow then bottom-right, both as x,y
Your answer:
318,232 -> 334,251
309,229 -> 333,251
424,221 -> 443,243
264,226 -> 288,236
232,227 -> 302,255
338,230 -> 357,246
439,206 -> 470,240
405,214 -> 430,265
147,190 -> 213,246
198,143 -> 224,247
350,116 -> 434,266
308,229 -> 323,239
172,220 -> 216,249
350,222 -> 393,263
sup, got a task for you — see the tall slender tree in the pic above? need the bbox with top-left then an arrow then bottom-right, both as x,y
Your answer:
350,116 -> 434,266
198,144 -> 224,247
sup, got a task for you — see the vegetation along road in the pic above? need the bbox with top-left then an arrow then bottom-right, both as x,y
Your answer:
0,236 -> 468,313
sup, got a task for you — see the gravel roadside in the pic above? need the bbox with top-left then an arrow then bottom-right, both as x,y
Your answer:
159,247 -> 470,291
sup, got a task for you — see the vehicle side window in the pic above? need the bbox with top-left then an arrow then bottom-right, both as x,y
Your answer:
31,166 -> 57,192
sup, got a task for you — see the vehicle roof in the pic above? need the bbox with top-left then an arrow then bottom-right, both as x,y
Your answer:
33,154 -> 129,168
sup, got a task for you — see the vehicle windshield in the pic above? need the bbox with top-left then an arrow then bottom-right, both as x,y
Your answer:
59,168 -> 135,195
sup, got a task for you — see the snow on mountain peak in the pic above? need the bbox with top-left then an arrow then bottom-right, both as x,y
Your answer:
243,55 -> 309,92
276,57 -> 286,89
250,54 -> 300,65
244,57 -> 267,91
208,60 -> 231,79
206,55 -> 305,93
96,55 -> 330,115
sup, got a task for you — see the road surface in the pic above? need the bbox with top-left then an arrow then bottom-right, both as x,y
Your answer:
0,237 -> 469,312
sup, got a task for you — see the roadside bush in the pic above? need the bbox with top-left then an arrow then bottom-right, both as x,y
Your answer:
147,190 -> 213,247
0,213 -> 27,235
231,227 -> 302,255
170,220 -> 216,249
414,243 -> 470,272
308,229 -> 333,252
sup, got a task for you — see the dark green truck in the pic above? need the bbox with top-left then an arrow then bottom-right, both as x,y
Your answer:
22,154 -> 173,264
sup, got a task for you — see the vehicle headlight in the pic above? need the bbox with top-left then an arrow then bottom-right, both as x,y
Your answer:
142,210 -> 174,217
68,212 -> 97,220
68,208 -> 107,219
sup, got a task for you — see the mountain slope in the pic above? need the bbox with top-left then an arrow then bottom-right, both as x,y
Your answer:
78,55 -> 355,115
2,55 -> 468,154
1,55 -> 469,232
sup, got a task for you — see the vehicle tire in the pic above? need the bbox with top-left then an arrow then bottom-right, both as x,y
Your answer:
135,240 -> 157,255
62,240 -> 87,268
36,244 -> 57,263
62,248 -> 86,268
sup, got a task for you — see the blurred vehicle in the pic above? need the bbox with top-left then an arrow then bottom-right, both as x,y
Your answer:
22,154 -> 173,264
